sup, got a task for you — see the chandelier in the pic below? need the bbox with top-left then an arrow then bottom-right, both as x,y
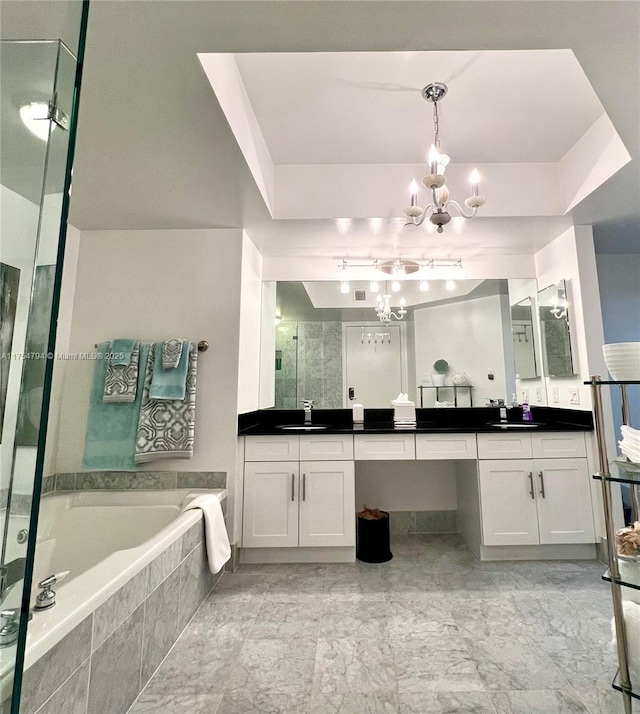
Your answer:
404,82 -> 486,233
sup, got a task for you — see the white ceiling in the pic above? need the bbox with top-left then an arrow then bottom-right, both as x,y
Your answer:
2,1 -> 639,258
233,50 -> 603,165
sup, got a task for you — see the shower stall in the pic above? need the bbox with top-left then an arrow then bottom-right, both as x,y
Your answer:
0,2 -> 89,709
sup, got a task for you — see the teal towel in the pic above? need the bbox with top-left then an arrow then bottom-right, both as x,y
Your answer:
82,342 -> 150,471
110,339 -> 137,366
149,341 -> 190,400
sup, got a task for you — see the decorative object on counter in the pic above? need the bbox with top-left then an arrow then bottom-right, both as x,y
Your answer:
103,340 -> 140,403
603,342 -> 640,381
403,82 -> 485,233
451,372 -> 471,386
616,521 -> 640,557
432,358 -> 449,386
356,505 -> 392,563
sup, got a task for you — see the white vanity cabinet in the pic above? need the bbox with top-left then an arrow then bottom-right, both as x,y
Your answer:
242,435 -> 355,549
477,432 -> 594,546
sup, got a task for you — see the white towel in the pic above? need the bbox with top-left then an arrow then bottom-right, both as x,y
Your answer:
182,494 -> 231,573
611,600 -> 640,682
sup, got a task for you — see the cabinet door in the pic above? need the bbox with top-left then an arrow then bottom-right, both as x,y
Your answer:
299,461 -> 356,547
534,458 -> 595,544
243,462 -> 298,547
478,460 -> 539,546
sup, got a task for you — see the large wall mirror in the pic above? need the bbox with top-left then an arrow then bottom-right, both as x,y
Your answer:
260,278 -> 552,410
537,280 -> 575,378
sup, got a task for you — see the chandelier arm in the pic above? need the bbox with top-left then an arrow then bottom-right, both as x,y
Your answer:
442,200 -> 479,220
408,202 -> 439,226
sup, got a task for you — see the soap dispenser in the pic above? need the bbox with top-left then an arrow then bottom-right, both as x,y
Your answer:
522,401 -> 532,422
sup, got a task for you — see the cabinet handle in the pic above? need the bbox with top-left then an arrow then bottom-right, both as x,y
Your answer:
291,474 -> 295,501
538,471 -> 546,498
527,472 -> 535,499
302,473 -> 306,501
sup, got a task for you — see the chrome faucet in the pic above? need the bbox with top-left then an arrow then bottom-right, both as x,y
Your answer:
300,399 -> 314,424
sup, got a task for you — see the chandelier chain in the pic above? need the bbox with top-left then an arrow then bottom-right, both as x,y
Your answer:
432,101 -> 441,151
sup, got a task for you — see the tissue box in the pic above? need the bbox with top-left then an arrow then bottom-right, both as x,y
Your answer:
393,402 -> 416,422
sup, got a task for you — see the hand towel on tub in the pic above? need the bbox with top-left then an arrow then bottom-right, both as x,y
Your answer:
103,340 -> 140,403
82,342 -> 150,471
149,340 -> 190,400
134,343 -> 196,463
161,338 -> 184,369
182,494 -> 231,573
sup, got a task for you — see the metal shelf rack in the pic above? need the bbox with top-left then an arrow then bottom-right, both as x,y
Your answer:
588,377 -> 640,714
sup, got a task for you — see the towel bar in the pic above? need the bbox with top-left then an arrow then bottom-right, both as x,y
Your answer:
94,340 -> 209,352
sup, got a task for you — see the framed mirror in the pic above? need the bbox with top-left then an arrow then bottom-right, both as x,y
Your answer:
537,280 -> 575,378
260,279 -> 544,409
510,297 -> 540,380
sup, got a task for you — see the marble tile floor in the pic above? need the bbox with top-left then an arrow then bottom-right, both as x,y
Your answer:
128,534 -> 635,714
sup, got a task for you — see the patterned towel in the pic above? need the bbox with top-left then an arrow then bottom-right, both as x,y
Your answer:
149,341 -> 190,400
162,338 -> 184,369
135,344 -> 197,463
103,341 -> 140,403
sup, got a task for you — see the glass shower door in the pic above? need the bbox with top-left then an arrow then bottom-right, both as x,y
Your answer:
0,6 -> 88,708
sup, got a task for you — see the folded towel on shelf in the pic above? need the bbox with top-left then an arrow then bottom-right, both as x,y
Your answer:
135,344 -> 197,463
103,341 -> 140,403
162,338 -> 184,369
83,342 -> 150,471
109,339 -> 138,367
149,340 -> 190,400
612,600 -> 640,681
182,494 -> 231,573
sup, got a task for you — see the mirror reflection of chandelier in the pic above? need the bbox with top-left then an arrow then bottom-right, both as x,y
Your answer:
404,82 -> 486,233
376,292 -> 407,323
338,258 -> 463,322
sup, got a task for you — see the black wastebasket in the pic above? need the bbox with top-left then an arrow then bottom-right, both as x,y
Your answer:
356,511 -> 392,563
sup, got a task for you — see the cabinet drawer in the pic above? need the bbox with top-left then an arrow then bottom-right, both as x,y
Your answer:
531,432 -> 586,459
354,434 -> 415,460
245,435 -> 299,461
299,434 -> 354,461
415,433 -> 477,460
477,433 -> 532,459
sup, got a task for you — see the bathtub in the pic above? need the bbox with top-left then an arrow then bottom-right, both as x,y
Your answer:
21,488 -> 226,671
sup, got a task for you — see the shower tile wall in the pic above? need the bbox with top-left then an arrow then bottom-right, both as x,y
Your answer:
275,322 -> 343,409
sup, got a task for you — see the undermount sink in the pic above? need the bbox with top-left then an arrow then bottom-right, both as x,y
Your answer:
487,422 -> 543,429
275,424 -> 330,431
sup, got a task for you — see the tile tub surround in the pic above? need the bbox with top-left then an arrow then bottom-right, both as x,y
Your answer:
19,511 -> 224,714
44,471 -> 227,493
130,533 -> 618,714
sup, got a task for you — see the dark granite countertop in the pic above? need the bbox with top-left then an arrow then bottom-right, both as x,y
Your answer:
238,406 -> 593,436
